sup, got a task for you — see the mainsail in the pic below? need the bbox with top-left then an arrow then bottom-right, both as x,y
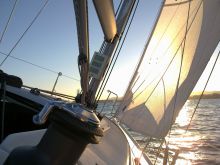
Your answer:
117,0 -> 220,138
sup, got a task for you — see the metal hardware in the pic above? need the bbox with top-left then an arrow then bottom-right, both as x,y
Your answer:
51,72 -> 62,95
99,89 -> 118,117
33,101 -> 100,127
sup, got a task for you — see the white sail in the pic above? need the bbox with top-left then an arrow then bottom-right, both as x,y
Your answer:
118,0 -> 220,138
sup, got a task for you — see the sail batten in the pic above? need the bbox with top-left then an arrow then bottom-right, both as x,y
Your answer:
118,0 -> 220,138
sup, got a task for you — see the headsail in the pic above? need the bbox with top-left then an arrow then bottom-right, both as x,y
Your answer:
117,0 -> 220,138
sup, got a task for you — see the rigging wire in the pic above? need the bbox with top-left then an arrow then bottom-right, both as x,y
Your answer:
0,0 -> 79,82
0,0 -> 19,44
118,0 -> 203,128
165,0 -> 216,140
168,0 -> 191,139
88,0 -> 127,99
0,0 -> 50,67
118,0 -> 198,114
23,85 -> 75,100
0,51 -> 79,81
117,0 -> 166,116
97,0 -> 122,54
121,1 -> 202,161
115,0 -> 123,16
119,2 -> 203,137
162,42 -> 220,162
186,46 -> 220,132
118,0 -> 203,114
163,1 -> 220,160
129,0 -> 202,105
95,0 -> 139,104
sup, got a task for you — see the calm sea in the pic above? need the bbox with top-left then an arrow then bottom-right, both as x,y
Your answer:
167,99 -> 220,165
98,99 -> 220,165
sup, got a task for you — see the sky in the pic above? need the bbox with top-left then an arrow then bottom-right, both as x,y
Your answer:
0,0 -> 220,98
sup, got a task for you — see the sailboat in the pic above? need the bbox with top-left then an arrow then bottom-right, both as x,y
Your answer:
0,0 -> 220,164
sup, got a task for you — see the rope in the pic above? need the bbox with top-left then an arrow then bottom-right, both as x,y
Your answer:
0,51 -> 79,81
0,0 -> 50,67
0,0 -> 19,44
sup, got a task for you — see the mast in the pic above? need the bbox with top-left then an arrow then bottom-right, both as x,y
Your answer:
87,0 -> 136,107
72,0 -> 90,105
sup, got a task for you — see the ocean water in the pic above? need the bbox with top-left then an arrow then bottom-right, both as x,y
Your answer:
98,99 -> 220,164
167,99 -> 220,165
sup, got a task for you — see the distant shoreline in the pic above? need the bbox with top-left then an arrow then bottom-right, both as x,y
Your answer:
99,91 -> 220,101
189,91 -> 220,100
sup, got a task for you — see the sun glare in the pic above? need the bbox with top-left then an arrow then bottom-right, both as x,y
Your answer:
175,103 -> 191,127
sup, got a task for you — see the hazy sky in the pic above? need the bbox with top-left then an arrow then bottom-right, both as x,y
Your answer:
0,0 -> 220,98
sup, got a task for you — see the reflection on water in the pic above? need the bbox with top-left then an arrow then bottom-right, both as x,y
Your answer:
98,99 -> 220,164
145,99 -> 220,164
